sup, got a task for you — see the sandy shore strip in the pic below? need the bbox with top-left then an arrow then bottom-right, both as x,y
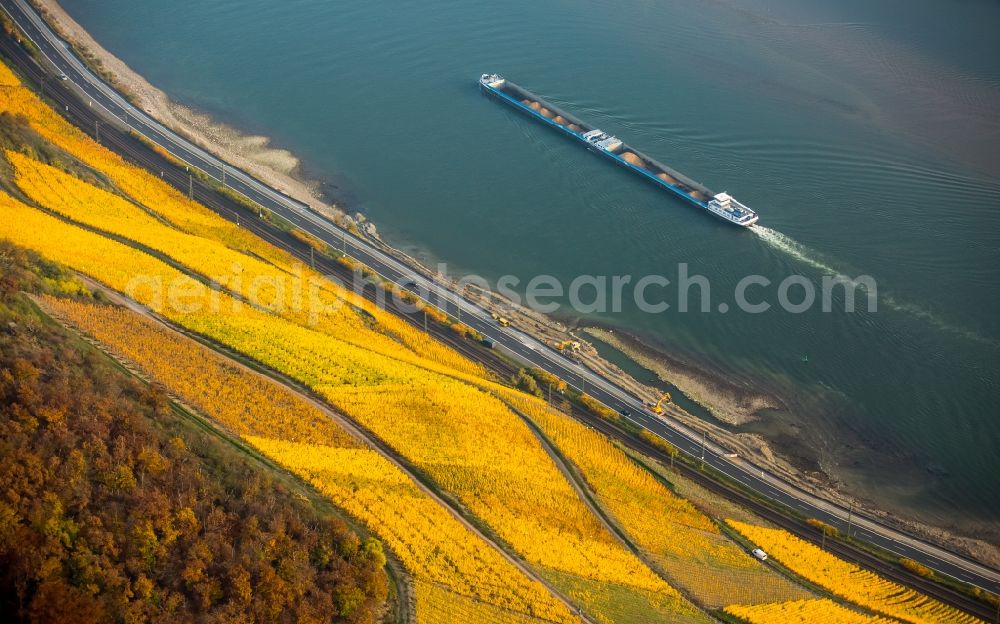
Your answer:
30,0 -> 346,224
582,326 -> 780,427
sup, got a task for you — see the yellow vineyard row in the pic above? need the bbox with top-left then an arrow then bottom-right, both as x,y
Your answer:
725,598 -> 897,624
726,520 -> 983,624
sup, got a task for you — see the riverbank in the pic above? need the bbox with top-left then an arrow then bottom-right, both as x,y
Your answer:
30,0 -> 345,222
581,327 -> 781,427
27,0 -> 999,570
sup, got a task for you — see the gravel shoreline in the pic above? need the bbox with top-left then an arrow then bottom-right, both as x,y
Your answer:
31,0 -> 344,224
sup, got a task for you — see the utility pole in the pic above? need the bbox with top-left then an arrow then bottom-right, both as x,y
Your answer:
341,229 -> 347,253
94,120 -> 100,143
188,173 -> 193,200
821,527 -> 827,551
700,430 -> 707,469
310,246 -> 315,270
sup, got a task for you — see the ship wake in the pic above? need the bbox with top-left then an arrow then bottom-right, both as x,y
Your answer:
753,226 -> 998,348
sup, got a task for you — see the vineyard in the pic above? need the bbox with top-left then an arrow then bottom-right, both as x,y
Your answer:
253,438 -> 579,624
0,64 -> 290,265
726,521 -> 984,624
724,598 -> 897,624
42,297 -> 361,448
504,392 -> 810,607
0,59 -> 19,86
4,149 -> 481,378
316,380 -> 706,623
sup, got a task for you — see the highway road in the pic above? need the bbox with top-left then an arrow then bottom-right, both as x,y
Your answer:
3,0 -> 999,603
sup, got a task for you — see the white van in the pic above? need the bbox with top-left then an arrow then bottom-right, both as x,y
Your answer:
752,548 -> 768,561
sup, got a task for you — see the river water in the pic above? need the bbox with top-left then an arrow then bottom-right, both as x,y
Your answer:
60,0 -> 1000,536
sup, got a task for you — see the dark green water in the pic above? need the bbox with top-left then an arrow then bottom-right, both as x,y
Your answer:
60,0 -> 1000,535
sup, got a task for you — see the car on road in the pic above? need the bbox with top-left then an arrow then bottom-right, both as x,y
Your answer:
751,548 -> 768,561
58,72 -> 68,81
619,408 -> 631,418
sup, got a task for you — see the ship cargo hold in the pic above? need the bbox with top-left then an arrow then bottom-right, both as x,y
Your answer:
479,73 -> 758,227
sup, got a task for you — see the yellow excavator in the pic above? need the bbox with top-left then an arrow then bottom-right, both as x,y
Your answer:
491,312 -> 511,327
555,340 -> 581,352
647,392 -> 671,414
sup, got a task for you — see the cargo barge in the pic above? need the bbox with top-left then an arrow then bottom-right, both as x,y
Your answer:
479,74 -> 758,227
